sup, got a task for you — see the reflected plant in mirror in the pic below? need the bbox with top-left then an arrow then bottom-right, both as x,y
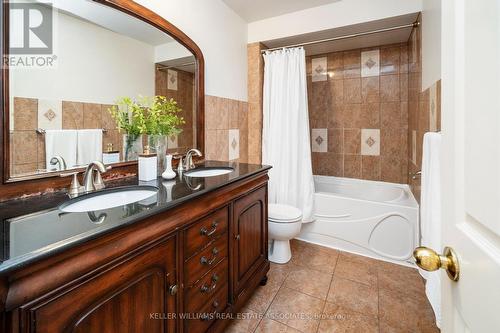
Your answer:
109,96 -> 185,169
108,98 -> 143,162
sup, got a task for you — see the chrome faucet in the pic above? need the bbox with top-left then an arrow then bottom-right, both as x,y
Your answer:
177,148 -> 202,172
83,161 -> 109,192
185,148 -> 202,170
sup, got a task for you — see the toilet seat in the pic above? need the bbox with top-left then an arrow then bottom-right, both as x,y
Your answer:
269,204 -> 302,223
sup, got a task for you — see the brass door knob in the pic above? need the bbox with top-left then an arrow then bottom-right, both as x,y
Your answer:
413,246 -> 460,281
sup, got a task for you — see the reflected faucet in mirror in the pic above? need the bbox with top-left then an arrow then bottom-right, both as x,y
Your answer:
49,156 -> 67,171
87,211 -> 107,225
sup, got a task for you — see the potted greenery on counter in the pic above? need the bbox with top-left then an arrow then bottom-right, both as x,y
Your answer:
108,97 -> 143,161
108,96 -> 185,166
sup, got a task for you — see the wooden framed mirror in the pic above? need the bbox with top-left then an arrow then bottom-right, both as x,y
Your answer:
0,0 -> 205,194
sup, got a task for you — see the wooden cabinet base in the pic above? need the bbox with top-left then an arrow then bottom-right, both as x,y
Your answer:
0,171 -> 270,333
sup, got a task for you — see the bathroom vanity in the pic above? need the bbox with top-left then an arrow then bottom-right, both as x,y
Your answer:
0,162 -> 270,333
0,0 -> 269,330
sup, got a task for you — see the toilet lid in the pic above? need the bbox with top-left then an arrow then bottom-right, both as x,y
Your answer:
269,204 -> 302,223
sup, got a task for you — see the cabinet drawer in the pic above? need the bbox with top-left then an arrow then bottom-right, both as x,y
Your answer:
185,258 -> 228,313
185,207 -> 228,259
184,283 -> 228,333
185,233 -> 227,286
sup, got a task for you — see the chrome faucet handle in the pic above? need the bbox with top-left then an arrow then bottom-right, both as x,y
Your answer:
60,171 -> 84,197
173,154 -> 187,173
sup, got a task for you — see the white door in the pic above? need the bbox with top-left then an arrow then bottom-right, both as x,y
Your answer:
439,0 -> 500,331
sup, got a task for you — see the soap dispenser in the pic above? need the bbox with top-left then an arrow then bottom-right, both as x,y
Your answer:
138,146 -> 157,181
102,143 -> 120,164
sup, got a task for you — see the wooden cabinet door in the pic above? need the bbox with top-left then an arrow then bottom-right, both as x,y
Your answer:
232,186 -> 267,296
23,237 -> 177,333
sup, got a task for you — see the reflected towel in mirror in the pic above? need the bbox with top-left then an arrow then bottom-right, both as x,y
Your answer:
45,130 -> 78,171
77,129 -> 103,166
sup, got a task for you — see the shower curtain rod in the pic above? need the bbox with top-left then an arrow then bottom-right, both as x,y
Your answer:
156,62 -> 195,71
260,21 -> 419,53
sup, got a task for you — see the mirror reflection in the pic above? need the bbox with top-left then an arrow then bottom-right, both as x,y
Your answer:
8,1 -> 198,178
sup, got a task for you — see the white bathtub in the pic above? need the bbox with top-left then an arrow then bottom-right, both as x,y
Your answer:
297,176 -> 419,267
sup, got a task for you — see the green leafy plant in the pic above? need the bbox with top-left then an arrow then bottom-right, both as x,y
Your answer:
108,97 -> 143,137
108,96 -> 185,137
143,96 -> 185,136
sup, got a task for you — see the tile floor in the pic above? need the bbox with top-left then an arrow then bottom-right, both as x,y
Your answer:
224,239 -> 439,333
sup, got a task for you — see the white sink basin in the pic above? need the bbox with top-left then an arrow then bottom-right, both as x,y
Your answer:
185,167 -> 234,178
60,186 -> 158,213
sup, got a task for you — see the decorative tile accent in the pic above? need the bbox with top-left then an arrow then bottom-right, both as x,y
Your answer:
228,129 -> 239,161
311,128 -> 328,153
167,69 -> 178,90
311,57 -> 327,82
429,83 -> 438,131
44,109 -> 56,121
38,99 -> 62,130
361,50 -> 380,77
167,134 -> 178,149
412,130 -> 417,164
361,129 -> 380,156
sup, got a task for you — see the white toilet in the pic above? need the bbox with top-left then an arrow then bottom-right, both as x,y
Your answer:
268,204 -> 303,264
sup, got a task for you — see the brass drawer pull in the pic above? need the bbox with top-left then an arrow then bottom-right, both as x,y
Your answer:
200,273 -> 219,293
200,221 -> 219,237
212,300 -> 219,308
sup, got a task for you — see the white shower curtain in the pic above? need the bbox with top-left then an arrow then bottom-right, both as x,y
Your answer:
262,47 -> 315,222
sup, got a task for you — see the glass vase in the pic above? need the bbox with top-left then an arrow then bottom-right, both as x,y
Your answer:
148,134 -> 168,174
123,134 -> 142,161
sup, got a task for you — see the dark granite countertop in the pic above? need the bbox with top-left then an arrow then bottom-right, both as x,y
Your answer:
0,161 -> 271,275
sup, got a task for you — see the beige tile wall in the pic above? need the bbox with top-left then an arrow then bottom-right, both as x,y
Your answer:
407,15 -> 442,202
10,97 -> 119,176
155,67 -> 195,150
205,95 -> 248,163
308,43 -> 409,183
247,42 -> 266,164
12,94 -> 249,176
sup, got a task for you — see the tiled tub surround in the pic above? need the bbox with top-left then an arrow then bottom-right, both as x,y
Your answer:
247,42 -> 266,165
155,67 -> 196,150
10,97 -> 119,176
205,95 -> 249,163
308,43 -> 410,183
224,239 -> 439,333
407,18 -> 442,201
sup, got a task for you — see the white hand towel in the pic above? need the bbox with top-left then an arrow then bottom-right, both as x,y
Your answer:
419,131 -> 442,328
45,130 -> 78,171
77,129 -> 103,166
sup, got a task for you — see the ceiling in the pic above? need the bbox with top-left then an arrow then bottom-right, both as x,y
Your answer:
222,0 -> 342,22
48,1 -> 174,46
262,13 -> 419,56
158,56 -> 196,73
